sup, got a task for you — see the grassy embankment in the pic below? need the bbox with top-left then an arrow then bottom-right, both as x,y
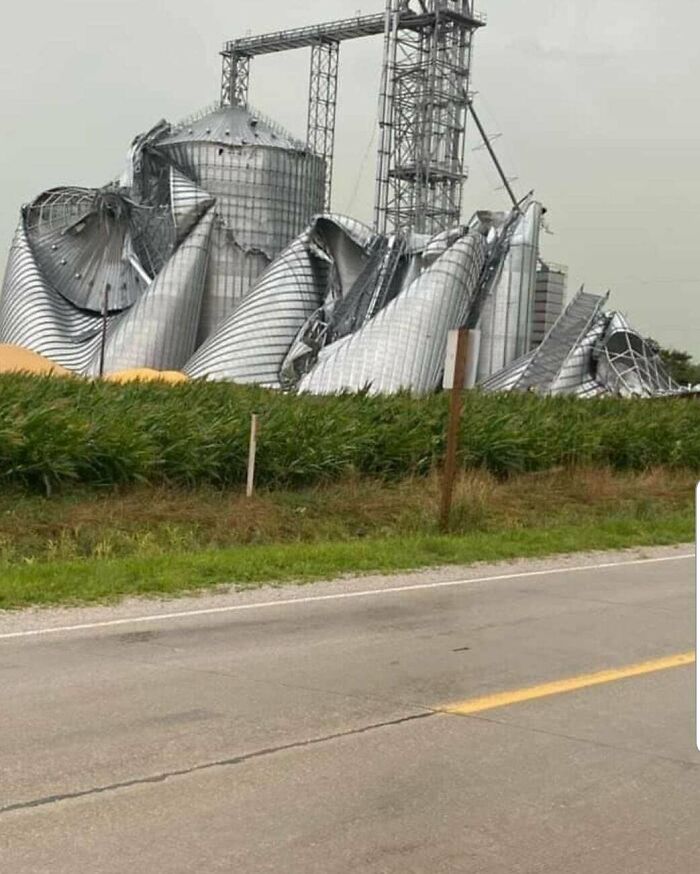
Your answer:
0,374 -> 696,608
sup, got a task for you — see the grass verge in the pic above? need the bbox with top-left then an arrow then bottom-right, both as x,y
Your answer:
0,511 -> 692,611
0,467 -> 693,609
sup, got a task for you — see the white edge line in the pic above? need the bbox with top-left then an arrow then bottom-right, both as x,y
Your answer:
0,553 -> 694,642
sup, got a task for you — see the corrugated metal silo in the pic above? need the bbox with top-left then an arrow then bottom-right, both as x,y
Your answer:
476,200 -> 542,381
155,105 -> 326,342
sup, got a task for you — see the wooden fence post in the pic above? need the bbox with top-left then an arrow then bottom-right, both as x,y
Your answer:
440,328 -> 469,531
246,414 -> 259,498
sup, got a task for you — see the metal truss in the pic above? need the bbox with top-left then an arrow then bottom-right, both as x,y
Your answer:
307,41 -> 339,211
601,319 -> 680,397
223,14 -> 387,57
220,2 -> 485,231
375,1 -> 483,235
220,12 -> 388,110
221,52 -> 251,107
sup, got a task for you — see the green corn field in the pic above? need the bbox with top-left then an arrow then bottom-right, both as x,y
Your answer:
0,374 -> 698,493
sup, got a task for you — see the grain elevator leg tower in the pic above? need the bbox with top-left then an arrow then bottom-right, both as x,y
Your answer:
220,3 -> 484,229
375,1 -> 483,235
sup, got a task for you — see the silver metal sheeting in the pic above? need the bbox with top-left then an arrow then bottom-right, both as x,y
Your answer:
477,200 -> 542,380
479,289 -> 682,399
0,104 -> 325,374
185,214 -> 491,395
157,139 -> 325,341
23,188 -> 151,313
90,209 -> 216,376
0,222 -> 113,373
0,210 -> 216,376
185,228 -> 330,387
185,214 -> 379,387
0,99 -> 681,402
297,231 -> 489,395
161,104 -> 307,150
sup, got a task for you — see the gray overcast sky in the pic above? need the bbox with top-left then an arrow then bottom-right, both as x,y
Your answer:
1,0 -> 698,355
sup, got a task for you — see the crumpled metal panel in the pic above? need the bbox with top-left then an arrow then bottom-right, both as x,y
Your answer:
547,310 -> 608,396
169,167 -> 215,242
308,214 -> 378,300
92,208 -> 215,376
478,349 -> 535,393
596,313 -> 680,397
155,106 -> 325,342
521,290 -> 607,394
23,188 -> 148,313
0,223 -> 114,372
479,290 -> 607,395
121,120 -> 172,195
298,231 -> 489,395
279,222 -> 393,387
315,213 -> 378,252
185,229 -> 329,386
571,377 -> 607,399
0,103 -> 325,377
477,200 -> 542,381
479,288 -> 680,399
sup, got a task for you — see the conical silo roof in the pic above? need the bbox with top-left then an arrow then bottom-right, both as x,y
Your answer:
159,105 -> 306,150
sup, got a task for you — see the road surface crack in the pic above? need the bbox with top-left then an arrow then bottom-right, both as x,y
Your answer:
0,711 -> 436,817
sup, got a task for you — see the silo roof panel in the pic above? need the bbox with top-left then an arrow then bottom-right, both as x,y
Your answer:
160,106 -> 306,151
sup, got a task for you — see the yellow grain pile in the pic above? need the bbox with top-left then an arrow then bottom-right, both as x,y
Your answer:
0,344 -> 71,377
105,368 -> 189,385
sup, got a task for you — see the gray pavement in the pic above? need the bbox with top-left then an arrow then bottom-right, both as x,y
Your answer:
0,544 -> 697,872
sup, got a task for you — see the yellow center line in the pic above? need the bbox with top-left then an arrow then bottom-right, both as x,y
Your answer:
442,651 -> 697,717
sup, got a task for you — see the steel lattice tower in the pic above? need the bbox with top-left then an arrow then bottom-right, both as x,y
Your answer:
219,3 -> 484,229
221,53 -> 251,106
307,41 -> 340,211
375,1 -> 481,235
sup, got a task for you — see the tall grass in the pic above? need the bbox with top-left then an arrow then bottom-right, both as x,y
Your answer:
0,374 -> 699,492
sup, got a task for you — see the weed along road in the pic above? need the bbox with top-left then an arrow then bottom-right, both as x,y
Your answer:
0,546 -> 698,873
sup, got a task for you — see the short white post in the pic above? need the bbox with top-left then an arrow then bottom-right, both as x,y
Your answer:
246,414 -> 259,498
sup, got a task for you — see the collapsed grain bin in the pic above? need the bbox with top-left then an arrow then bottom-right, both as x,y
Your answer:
0,5 -> 686,399
154,105 -> 326,341
0,105 -> 325,375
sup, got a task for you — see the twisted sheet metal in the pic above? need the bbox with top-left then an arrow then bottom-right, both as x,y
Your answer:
308,213 -> 378,301
477,200 -> 542,381
310,213 -> 378,255
155,105 -> 325,342
547,310 -> 608,396
92,208 -> 215,375
0,223 -> 115,372
23,188 -> 148,313
298,231 -> 489,395
478,349 -> 535,393
279,218 -> 394,386
596,313 -> 680,397
479,290 -> 603,394
169,167 -> 215,243
478,288 -> 679,398
480,289 -> 607,396
185,229 -> 329,386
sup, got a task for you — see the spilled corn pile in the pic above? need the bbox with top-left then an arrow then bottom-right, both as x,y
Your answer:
0,345 -> 71,377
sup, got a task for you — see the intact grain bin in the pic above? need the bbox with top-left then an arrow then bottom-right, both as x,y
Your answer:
156,105 -> 325,341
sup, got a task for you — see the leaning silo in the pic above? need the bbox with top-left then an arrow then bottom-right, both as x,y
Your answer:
154,105 -> 326,342
476,200 -> 542,381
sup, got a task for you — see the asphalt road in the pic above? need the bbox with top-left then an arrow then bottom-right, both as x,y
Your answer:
0,545 -> 697,873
